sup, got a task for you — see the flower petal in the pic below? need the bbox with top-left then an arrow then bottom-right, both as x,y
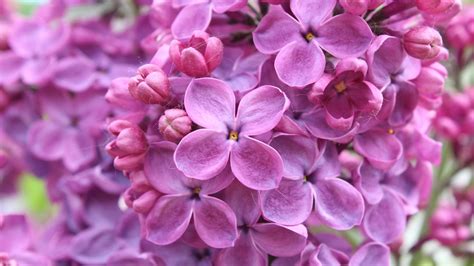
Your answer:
349,242 -> 390,266
70,228 -> 121,265
317,14 -> 373,58
215,234 -> 267,266
145,195 -> 193,245
230,136 -> 283,190
313,178 -> 364,230
27,121 -> 65,161
21,57 -> 56,85
353,130 -> 403,170
0,51 -> 23,85
200,163 -> 235,194
302,108 -> 359,143
260,178 -> 313,225
367,35 -> 405,88
185,77 -> 235,132
275,41 -> 325,87
355,160 -> 384,205
363,189 -> 406,243
171,3 -> 212,40
145,141 -> 188,194
270,135 -> 319,179
389,81 -> 418,127
175,129 -> 231,179
224,181 -> 261,226
193,195 -> 238,248
53,56 -> 96,92
253,5 -> 301,54
236,85 -> 289,136
290,0 -> 336,27
62,129 -> 97,172
251,223 -> 307,257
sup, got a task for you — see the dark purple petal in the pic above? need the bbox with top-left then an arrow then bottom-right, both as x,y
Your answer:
27,121 -> 65,161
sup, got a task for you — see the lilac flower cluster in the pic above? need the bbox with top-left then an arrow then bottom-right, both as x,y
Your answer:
0,0 -> 160,264
102,0 -> 459,264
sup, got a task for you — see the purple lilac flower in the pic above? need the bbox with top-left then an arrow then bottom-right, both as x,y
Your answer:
253,1 -> 373,87
174,77 -> 289,190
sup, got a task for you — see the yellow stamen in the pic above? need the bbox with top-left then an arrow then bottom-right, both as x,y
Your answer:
193,187 -> 201,194
229,130 -> 239,141
387,128 -> 395,134
303,175 -> 308,182
335,81 -> 347,93
305,33 -> 315,41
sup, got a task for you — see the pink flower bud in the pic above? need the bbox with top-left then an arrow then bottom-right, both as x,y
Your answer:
339,0 -> 369,15
158,109 -> 192,142
403,27 -> 443,60
416,0 -> 455,14
128,64 -> 170,105
106,123 -> 148,171
169,31 -> 224,77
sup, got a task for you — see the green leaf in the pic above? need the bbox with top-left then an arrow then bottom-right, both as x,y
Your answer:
19,173 -> 55,221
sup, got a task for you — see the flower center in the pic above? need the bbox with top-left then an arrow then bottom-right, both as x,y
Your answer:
387,128 -> 395,134
193,187 -> 201,194
305,32 -> 315,41
229,130 -> 239,141
335,81 -> 347,93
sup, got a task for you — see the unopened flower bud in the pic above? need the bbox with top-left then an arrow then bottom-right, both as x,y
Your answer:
403,27 -> 442,60
158,109 -> 192,142
416,0 -> 455,14
340,0 -> 369,15
106,123 -> 148,171
169,31 -> 223,77
128,64 -> 170,105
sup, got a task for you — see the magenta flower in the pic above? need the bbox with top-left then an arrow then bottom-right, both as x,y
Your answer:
174,78 -> 289,190
27,88 -> 109,172
0,215 -> 51,265
355,160 -> 433,243
216,182 -> 307,265
171,0 -> 247,39
144,142 -> 237,248
260,135 -> 364,229
253,1 -> 373,87
307,58 -> 383,133
366,35 -> 421,126
0,19 -> 69,86
169,31 -> 223,78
